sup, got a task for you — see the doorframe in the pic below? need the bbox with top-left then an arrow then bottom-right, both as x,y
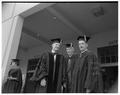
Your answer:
2,3 -> 55,83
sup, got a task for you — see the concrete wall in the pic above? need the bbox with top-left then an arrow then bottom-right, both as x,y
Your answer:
2,3 -> 40,58
2,3 -> 15,22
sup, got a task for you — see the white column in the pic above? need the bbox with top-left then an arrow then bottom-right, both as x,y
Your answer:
2,16 -> 24,83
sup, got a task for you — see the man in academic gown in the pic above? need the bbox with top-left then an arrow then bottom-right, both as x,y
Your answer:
71,35 -> 103,93
63,43 -> 77,93
30,38 -> 65,93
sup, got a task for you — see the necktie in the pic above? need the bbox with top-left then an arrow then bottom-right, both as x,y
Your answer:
68,58 -> 71,84
53,54 -> 56,80
68,58 -> 71,72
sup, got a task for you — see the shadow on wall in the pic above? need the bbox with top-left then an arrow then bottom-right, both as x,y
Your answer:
108,80 -> 118,93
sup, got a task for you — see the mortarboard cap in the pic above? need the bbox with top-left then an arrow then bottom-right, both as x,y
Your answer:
11,59 -> 20,62
11,59 -> 20,65
77,35 -> 90,42
51,38 -> 62,44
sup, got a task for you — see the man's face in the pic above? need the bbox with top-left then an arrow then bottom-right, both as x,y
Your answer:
78,40 -> 88,51
66,47 -> 74,56
11,62 -> 18,66
11,62 -> 16,66
52,42 -> 60,51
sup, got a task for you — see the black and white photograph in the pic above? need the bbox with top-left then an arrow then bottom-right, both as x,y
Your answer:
2,1 -> 118,93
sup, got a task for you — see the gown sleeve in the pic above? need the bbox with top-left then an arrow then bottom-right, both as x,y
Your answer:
84,54 -> 100,91
30,53 -> 48,81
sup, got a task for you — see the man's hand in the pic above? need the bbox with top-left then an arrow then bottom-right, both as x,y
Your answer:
86,89 -> 91,93
8,76 -> 12,80
30,77 -> 35,81
8,76 -> 17,80
40,78 -> 46,87
63,83 -> 66,88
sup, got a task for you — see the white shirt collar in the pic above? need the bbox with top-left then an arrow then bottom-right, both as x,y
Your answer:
52,50 -> 56,54
68,55 -> 72,58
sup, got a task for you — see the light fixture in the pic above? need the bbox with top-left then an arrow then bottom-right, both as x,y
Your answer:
91,6 -> 105,17
53,16 -> 57,19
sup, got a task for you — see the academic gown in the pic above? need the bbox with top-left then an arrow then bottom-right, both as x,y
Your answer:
31,52 -> 65,93
2,66 -> 22,93
71,50 -> 103,93
64,54 -> 77,92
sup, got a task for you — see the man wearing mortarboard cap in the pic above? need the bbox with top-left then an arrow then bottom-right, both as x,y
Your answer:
2,59 -> 22,93
30,38 -> 65,93
71,35 -> 103,93
62,43 -> 78,93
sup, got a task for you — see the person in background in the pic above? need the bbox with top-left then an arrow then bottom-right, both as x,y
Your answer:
63,43 -> 77,93
71,35 -> 103,93
2,59 -> 22,93
30,38 -> 65,93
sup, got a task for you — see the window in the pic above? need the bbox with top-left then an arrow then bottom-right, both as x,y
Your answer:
97,45 -> 118,64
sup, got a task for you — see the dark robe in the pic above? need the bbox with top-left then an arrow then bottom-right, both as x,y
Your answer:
71,50 -> 103,93
2,67 -> 22,93
64,54 -> 77,93
31,52 -> 65,93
